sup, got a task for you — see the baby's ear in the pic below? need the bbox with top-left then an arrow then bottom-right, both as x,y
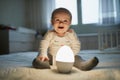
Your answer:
67,29 -> 73,33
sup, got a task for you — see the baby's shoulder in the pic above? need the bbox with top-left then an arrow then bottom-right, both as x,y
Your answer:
43,30 -> 55,39
45,30 -> 56,37
67,29 -> 76,34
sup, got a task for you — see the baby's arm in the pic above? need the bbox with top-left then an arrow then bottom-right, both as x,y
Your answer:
37,54 -> 49,62
37,31 -> 53,61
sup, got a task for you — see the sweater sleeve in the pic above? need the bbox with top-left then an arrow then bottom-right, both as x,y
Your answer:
68,29 -> 81,55
38,31 -> 53,56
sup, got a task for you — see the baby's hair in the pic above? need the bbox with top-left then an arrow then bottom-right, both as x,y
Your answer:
51,8 -> 72,21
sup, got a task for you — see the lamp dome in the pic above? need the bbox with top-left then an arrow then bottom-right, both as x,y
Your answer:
56,45 -> 74,62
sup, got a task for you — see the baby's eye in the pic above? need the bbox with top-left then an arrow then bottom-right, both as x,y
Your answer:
63,20 -> 69,23
55,19 -> 60,22
63,20 -> 68,22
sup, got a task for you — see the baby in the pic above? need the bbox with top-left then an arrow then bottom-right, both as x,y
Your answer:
32,8 -> 99,71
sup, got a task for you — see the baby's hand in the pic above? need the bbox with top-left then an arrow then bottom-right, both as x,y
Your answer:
37,55 -> 49,62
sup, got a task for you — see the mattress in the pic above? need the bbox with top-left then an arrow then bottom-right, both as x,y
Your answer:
0,52 -> 120,80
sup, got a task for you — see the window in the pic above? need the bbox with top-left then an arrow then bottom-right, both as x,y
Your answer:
81,0 -> 99,24
55,0 -> 78,25
55,0 -> 120,25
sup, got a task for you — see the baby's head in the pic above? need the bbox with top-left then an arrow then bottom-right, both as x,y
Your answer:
51,8 -> 72,21
51,8 -> 72,36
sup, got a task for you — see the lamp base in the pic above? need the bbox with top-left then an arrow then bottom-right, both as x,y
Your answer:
56,61 -> 74,73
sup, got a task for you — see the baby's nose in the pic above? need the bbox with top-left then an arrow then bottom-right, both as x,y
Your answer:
59,21 -> 64,24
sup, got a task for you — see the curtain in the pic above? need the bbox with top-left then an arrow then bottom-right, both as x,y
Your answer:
99,0 -> 120,25
25,0 -> 55,35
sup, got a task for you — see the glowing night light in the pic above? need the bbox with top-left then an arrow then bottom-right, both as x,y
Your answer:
55,45 -> 75,73
56,45 -> 74,62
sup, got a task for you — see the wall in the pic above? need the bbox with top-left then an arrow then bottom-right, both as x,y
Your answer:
0,0 -> 55,35
0,0 -> 26,27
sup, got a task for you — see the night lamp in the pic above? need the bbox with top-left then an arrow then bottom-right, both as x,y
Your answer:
56,45 -> 74,73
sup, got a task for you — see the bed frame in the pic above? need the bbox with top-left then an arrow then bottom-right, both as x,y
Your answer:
98,29 -> 120,50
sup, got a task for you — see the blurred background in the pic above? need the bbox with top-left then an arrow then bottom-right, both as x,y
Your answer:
0,0 -> 120,54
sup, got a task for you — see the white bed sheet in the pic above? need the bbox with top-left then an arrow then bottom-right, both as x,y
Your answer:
0,52 -> 120,80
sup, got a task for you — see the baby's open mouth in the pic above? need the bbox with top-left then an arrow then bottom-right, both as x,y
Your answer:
58,26 -> 64,29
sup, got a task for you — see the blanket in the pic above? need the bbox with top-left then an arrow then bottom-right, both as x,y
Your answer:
0,52 -> 120,80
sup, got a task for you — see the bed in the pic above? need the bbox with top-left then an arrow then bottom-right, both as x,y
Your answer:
0,51 -> 120,80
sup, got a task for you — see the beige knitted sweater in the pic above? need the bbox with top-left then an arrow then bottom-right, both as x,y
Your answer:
39,29 -> 80,57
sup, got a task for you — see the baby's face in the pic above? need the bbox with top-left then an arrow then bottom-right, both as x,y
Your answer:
51,12 -> 71,35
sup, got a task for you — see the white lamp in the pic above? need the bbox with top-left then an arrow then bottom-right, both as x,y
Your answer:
56,45 -> 74,73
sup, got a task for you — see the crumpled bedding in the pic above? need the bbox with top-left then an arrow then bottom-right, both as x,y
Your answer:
0,52 -> 120,80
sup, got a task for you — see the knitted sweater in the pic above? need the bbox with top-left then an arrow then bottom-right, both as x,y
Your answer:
39,29 -> 81,57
